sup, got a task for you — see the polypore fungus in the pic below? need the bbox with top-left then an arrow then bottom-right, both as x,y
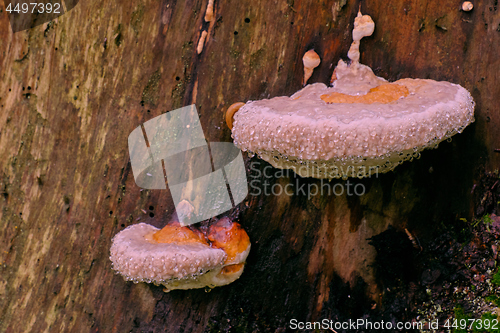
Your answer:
227,11 -> 474,179
226,102 -> 245,130
462,1 -> 473,11
197,30 -> 208,54
205,0 -> 215,22
109,217 -> 251,292
302,50 -> 321,85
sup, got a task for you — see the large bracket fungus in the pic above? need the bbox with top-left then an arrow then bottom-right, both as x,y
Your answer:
227,11 -> 475,179
110,217 -> 251,292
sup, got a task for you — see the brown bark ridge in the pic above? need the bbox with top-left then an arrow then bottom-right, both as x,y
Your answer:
0,0 -> 498,331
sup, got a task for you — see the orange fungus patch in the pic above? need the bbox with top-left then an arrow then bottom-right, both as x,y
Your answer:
152,222 -> 208,245
320,83 -> 409,104
208,219 -> 251,263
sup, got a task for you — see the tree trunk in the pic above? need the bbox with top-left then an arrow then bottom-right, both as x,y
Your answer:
0,0 -> 499,331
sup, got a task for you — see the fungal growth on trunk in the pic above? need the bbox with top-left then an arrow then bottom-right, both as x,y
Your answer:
226,11 -> 475,179
461,1 -> 473,11
109,217 -> 251,292
302,49 -> 321,85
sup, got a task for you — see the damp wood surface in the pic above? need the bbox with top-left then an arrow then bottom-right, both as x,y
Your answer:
0,0 -> 499,332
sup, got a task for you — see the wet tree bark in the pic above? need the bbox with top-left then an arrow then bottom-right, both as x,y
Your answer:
0,0 -> 499,331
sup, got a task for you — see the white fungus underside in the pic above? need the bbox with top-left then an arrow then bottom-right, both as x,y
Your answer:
110,223 -> 241,290
232,79 -> 474,179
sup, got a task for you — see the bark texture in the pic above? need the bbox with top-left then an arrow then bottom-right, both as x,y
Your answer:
0,0 -> 499,331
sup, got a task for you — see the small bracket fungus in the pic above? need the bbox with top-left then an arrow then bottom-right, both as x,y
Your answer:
197,31 -> 208,54
462,1 -> 474,11
302,49 -> 321,85
204,0 -> 215,22
227,11 -> 475,179
226,102 -> 245,130
110,217 -> 251,292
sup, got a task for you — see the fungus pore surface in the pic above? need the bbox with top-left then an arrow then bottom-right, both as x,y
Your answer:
110,218 -> 250,292
230,11 -> 474,179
